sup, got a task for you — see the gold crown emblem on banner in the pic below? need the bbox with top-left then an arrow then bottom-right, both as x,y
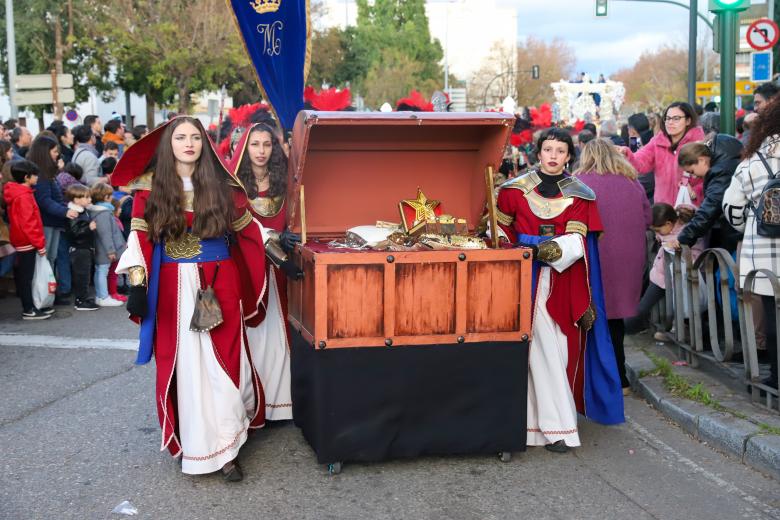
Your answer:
250,0 -> 281,14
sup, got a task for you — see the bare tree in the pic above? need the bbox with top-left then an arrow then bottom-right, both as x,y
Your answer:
514,37 -> 576,108
467,43 -> 517,111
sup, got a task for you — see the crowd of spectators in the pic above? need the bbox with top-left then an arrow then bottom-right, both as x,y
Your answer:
497,80 -> 780,392
0,114 -> 144,319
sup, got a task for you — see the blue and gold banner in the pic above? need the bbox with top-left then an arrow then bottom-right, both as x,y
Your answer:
228,0 -> 311,130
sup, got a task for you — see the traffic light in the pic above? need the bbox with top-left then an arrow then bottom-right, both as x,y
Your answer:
595,0 -> 608,17
708,0 -> 750,12
531,65 -> 540,80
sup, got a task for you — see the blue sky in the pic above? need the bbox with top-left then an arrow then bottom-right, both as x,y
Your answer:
506,0 -> 729,76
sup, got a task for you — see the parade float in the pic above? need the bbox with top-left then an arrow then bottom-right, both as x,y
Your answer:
550,75 -> 626,123
284,110 -> 533,473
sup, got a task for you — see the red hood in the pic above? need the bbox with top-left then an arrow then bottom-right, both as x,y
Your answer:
3,182 -> 33,204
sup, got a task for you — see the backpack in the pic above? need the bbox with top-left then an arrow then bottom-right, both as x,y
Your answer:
750,152 -> 780,238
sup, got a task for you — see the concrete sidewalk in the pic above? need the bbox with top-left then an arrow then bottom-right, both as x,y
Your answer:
625,332 -> 780,481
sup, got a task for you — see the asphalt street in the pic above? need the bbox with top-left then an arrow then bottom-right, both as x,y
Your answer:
1,305 -> 779,519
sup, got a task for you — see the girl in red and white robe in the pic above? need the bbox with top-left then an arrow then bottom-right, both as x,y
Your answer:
230,123 -> 298,421
114,117 -> 267,481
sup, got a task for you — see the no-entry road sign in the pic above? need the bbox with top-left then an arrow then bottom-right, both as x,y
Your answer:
746,18 -> 779,51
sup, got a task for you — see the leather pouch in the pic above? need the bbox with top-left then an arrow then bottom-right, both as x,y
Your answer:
190,264 -> 223,333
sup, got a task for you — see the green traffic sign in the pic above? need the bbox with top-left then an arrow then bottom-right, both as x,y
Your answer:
708,0 -> 750,12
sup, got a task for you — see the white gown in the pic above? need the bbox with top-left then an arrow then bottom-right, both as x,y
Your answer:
526,233 -> 585,448
116,178 -> 260,474
245,265 -> 293,420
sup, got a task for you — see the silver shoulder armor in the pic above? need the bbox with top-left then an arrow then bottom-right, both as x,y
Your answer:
558,177 -> 596,201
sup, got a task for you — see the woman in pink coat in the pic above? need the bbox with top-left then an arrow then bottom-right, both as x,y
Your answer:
623,102 -> 705,206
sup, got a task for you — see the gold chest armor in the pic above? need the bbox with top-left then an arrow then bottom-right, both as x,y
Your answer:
524,190 -> 574,219
250,195 -> 284,217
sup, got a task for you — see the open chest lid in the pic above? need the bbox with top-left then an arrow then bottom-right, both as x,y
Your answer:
286,110 -> 514,237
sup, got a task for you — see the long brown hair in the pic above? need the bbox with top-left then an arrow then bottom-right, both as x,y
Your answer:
145,117 -> 233,242
573,138 -> 638,180
744,98 -> 780,158
26,136 -> 59,180
237,123 -> 288,199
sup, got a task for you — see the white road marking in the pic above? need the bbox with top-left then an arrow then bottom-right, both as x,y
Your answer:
0,333 -> 137,351
626,416 -> 780,518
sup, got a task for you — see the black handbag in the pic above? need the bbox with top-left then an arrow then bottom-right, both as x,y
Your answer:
189,264 -> 224,333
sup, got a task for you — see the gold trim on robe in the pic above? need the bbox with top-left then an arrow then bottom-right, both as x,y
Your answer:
232,210 -> 253,232
565,220 -> 588,237
131,218 -> 149,232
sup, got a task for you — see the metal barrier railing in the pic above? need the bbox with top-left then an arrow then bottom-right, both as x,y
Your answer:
742,270 -> 780,410
651,245 -> 778,411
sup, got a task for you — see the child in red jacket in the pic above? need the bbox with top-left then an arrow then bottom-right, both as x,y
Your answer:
3,160 -> 52,320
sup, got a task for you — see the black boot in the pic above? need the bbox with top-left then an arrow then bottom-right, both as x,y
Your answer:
545,440 -> 570,453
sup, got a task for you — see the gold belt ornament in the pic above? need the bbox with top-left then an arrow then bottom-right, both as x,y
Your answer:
165,233 -> 202,259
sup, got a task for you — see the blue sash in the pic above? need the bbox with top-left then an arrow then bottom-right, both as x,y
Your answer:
136,237 -> 230,365
161,237 -> 230,264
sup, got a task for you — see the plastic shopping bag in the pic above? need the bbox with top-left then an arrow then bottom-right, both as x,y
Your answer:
674,183 -> 693,209
32,255 -> 56,309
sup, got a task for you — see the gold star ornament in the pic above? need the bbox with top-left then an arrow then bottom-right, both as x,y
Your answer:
400,188 -> 441,232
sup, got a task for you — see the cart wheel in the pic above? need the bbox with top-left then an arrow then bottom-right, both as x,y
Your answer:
327,462 -> 343,475
499,451 -> 512,463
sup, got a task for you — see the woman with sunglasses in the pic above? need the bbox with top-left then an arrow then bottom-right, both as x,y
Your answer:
622,102 -> 705,206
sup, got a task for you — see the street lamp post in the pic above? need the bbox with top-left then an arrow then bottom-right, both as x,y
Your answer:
5,0 -> 18,118
689,0 -> 698,106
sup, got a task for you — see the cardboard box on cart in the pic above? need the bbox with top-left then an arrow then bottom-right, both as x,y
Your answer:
285,111 -> 533,472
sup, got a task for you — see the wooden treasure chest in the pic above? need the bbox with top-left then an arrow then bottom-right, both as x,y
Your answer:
287,111 -> 533,349
285,111 -> 532,470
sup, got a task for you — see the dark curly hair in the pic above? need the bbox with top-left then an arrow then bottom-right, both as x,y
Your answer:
237,123 -> 287,199
744,97 -> 780,159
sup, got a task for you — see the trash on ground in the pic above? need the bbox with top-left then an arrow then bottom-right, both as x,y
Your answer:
112,501 -> 138,516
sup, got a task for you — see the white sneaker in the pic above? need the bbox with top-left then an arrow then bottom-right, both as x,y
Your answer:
96,296 -> 124,307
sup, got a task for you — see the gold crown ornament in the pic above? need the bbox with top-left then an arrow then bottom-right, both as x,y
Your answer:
250,0 -> 281,14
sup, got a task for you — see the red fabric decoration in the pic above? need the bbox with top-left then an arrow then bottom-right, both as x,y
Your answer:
303,86 -> 352,111
396,90 -> 434,112
229,102 -> 271,129
218,138 -> 232,160
573,120 -> 585,133
510,129 -> 533,147
530,103 -> 553,128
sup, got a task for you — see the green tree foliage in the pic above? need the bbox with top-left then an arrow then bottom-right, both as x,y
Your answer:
307,0 -> 443,108
307,26 -> 351,89
352,0 -> 443,107
362,48 -> 439,108
79,0 -> 252,114
0,0 -> 89,119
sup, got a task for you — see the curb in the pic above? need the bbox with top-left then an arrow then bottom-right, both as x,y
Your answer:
625,348 -> 780,481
